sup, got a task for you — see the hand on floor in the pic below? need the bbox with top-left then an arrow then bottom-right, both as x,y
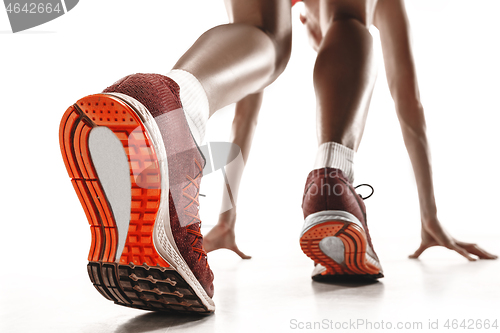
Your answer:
203,211 -> 251,260
409,217 -> 498,261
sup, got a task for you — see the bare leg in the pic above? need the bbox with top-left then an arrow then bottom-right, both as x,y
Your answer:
171,1 -> 290,257
204,93 -> 263,259
314,0 -> 378,149
173,0 -> 291,115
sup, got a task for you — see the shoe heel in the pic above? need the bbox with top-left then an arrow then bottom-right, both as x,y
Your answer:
60,102 -> 118,262
60,94 -> 170,266
300,220 -> 381,276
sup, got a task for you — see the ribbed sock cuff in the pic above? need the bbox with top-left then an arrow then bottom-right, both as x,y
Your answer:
166,69 -> 209,144
314,142 -> 355,183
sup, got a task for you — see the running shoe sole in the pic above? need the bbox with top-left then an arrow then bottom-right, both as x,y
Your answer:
300,211 -> 383,278
59,93 -> 215,313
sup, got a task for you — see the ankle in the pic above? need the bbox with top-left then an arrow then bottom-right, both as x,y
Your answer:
166,69 -> 209,144
314,142 -> 355,183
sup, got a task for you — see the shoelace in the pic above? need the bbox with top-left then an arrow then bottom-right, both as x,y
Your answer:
354,183 -> 374,200
183,158 -> 208,265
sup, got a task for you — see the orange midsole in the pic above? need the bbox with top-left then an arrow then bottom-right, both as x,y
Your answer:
59,94 -> 169,267
300,221 -> 379,275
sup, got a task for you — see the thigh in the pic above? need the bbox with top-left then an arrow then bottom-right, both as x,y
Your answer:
320,0 -> 378,28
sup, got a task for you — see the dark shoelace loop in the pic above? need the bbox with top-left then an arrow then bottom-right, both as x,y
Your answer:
354,183 -> 374,200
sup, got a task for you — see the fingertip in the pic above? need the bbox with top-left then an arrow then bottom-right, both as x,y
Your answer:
485,252 -> 498,259
236,250 -> 252,260
410,246 -> 426,259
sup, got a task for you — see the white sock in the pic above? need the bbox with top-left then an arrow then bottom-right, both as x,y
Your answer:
314,142 -> 355,183
166,69 -> 209,145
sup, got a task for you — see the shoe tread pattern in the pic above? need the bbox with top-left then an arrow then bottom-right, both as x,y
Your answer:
300,221 -> 382,278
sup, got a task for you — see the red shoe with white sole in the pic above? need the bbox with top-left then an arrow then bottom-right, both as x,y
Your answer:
300,168 -> 383,279
59,73 -> 215,313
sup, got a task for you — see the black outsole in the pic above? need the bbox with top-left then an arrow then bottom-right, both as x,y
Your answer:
87,261 -> 212,314
312,272 -> 384,283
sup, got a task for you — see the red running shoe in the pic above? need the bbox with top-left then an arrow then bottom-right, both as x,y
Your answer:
300,168 -> 383,279
59,73 -> 214,313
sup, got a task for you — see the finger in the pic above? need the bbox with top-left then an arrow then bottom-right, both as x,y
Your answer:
463,245 -> 496,259
455,242 -> 498,260
232,246 -> 252,260
451,244 -> 477,261
409,244 -> 428,259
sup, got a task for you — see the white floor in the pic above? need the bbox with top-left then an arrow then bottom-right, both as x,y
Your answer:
1,1 -> 500,332
1,218 -> 499,333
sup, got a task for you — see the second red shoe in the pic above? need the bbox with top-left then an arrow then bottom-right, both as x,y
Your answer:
300,167 -> 383,279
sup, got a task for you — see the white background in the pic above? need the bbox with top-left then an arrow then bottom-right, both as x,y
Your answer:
1,0 -> 499,332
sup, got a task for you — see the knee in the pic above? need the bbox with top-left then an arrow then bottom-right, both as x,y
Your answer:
235,23 -> 291,81
228,0 -> 292,79
275,31 -> 292,77
260,27 -> 292,79
321,0 -> 376,28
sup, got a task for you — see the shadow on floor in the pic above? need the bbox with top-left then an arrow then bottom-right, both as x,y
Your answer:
114,312 -> 212,333
311,276 -> 385,298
